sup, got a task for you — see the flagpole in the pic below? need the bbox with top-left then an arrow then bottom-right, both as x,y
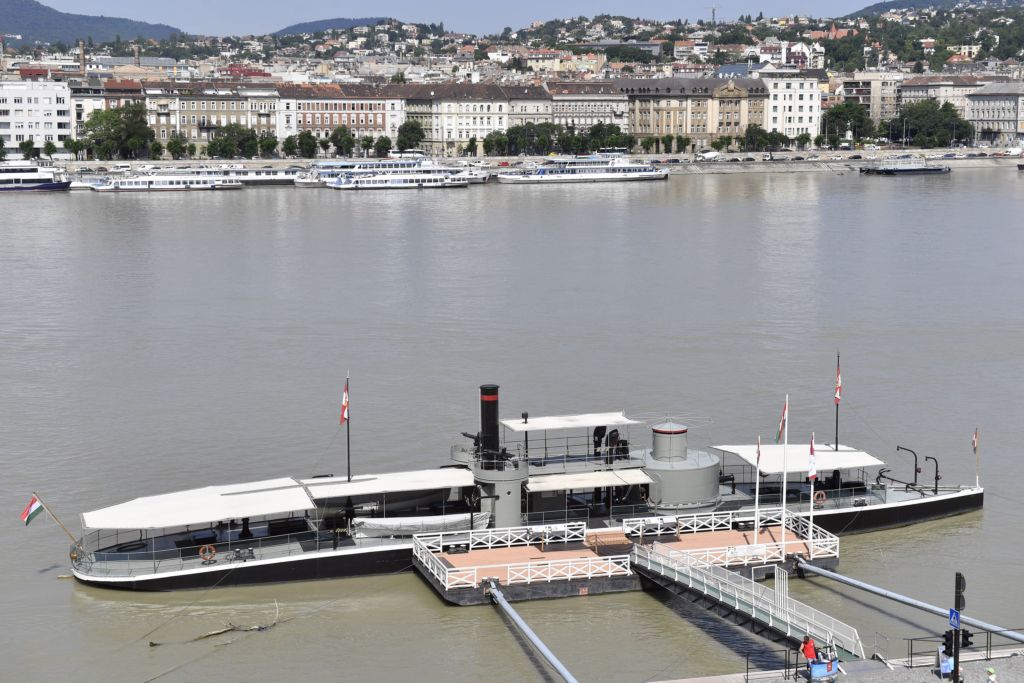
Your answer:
781,394 -> 788,553
32,492 -> 81,548
834,352 -> 840,452
754,436 -> 761,547
809,433 -> 815,560
974,428 -> 980,489
346,372 -> 351,483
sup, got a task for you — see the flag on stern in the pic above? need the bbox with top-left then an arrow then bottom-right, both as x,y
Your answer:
339,378 -> 350,426
20,495 -> 44,526
775,397 -> 788,444
756,435 -> 762,471
973,428 -> 979,454
809,432 -> 817,481
834,357 -> 842,405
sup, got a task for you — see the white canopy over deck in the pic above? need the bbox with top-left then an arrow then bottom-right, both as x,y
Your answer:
301,468 -> 475,499
501,412 -> 640,433
81,477 -> 315,530
713,444 -> 884,475
526,469 -> 653,493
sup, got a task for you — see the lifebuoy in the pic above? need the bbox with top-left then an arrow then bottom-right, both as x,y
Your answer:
813,490 -> 827,505
199,544 -> 217,562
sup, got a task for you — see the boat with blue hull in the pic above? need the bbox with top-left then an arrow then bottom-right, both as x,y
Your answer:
0,162 -> 71,192
69,384 -> 983,590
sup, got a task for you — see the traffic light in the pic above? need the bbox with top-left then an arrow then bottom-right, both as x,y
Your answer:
961,629 -> 974,648
955,571 -> 967,612
943,630 -> 955,657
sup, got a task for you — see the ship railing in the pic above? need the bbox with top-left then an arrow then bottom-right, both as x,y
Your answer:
521,507 -> 590,526
71,528 -> 408,578
415,521 -> 588,554
633,543 -> 864,659
622,511 -> 735,537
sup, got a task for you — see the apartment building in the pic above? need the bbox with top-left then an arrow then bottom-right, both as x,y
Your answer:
0,80 -> 73,151
966,82 -> 1024,145
398,84 -> 516,156
276,84 -> 405,142
144,82 -> 278,144
840,71 -> 903,123
901,75 -> 1007,118
761,73 -> 822,139
546,81 -> 629,132
617,78 -> 768,148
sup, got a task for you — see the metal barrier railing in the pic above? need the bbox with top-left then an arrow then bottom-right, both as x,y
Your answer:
623,511 -> 734,537
633,543 -> 864,659
521,507 -> 591,526
905,626 -> 1024,667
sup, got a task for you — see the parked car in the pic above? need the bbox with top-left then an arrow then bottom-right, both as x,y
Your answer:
498,161 -> 510,167
743,157 -> 756,162
727,157 -> 741,162
849,154 -> 863,160
666,158 -> 681,164
792,156 -> 805,161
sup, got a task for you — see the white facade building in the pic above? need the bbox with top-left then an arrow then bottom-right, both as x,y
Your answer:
761,74 -> 822,140
546,81 -> 629,132
0,80 -> 73,152
967,82 -> 1024,146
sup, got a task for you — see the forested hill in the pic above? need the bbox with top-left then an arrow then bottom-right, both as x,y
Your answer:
0,0 -> 181,44
273,18 -> 388,36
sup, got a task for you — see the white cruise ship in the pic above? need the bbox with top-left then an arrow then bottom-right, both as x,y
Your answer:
299,158 -> 486,187
0,162 -> 71,192
329,173 -> 469,190
91,174 -> 244,192
496,156 -> 668,184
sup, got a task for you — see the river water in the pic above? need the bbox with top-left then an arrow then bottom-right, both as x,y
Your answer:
3,168 -> 1023,682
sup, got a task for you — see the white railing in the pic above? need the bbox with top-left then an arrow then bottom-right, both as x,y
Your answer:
622,511 -> 734,537
633,543 -> 864,659
412,522 -> 627,591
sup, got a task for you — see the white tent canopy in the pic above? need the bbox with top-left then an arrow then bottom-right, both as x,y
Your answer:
301,468 -> 474,499
81,478 -> 315,530
526,469 -> 653,493
713,444 -> 884,476
501,412 -> 640,433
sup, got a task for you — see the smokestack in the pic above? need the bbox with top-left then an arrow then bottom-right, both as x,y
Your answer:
133,44 -> 140,67
479,384 -> 499,455
79,40 -> 85,73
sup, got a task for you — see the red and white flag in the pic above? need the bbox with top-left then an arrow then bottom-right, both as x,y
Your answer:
339,378 -> 350,426
756,435 -> 762,472
834,358 -> 842,405
972,428 -> 979,455
775,397 -> 788,444
808,432 -> 817,481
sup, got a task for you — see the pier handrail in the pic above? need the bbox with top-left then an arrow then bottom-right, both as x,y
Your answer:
623,511 -> 734,537
633,542 -> 864,659
415,522 -> 587,554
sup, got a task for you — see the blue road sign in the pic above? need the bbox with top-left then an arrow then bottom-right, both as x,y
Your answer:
950,608 -> 961,629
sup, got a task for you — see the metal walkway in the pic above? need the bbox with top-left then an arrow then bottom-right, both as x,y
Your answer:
633,542 -> 866,659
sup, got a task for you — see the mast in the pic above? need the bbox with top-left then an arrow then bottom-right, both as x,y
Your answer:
808,433 -> 816,559
834,352 -> 841,451
781,394 -> 789,551
754,435 -> 762,546
32,492 -> 82,549
346,374 -> 351,482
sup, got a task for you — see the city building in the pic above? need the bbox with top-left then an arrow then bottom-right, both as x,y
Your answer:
546,81 -> 629,133
143,82 -> 278,145
900,75 -> 1007,118
275,84 -> 405,142
966,81 -> 1024,145
760,73 -> 822,140
617,77 -> 768,149
400,84 -> 513,156
840,71 -> 903,124
0,80 -> 73,152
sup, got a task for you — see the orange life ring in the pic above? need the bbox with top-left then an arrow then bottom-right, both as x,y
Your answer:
199,544 -> 217,562
813,490 -> 827,505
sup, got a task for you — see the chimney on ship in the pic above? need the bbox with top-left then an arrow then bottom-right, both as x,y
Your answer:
78,40 -> 85,73
479,384 -> 500,455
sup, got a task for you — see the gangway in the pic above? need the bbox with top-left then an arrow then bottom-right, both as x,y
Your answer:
632,542 -> 866,660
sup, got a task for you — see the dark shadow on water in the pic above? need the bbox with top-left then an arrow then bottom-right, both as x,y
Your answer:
644,580 -> 798,674
493,606 -> 560,683
38,563 -> 63,574
797,575 -> 932,637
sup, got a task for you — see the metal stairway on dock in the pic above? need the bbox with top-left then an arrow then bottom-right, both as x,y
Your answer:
632,541 -> 866,660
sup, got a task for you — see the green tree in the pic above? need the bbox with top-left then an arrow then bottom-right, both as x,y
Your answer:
43,140 -> 57,159
482,131 -> 507,155
359,135 -> 374,157
297,131 -> 318,158
675,135 -> 692,154
661,134 -> 675,154
0,139 -> 6,162
743,124 -> 770,151
186,143 -> 197,158
19,140 -> 36,159
710,137 -> 730,152
330,126 -> 355,157
795,133 -> 812,150
390,71 -> 407,83
395,120 -> 425,151
821,101 -> 872,147
640,136 -> 656,153
889,100 -> 973,147
166,133 -> 187,160
282,135 -> 298,157
149,140 -> 164,159
319,138 -> 331,156
83,102 -> 154,159
813,134 -> 826,149
258,134 -> 278,158
374,135 -> 392,158
465,136 -> 477,156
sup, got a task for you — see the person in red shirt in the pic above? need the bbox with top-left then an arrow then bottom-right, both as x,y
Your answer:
802,635 -> 817,665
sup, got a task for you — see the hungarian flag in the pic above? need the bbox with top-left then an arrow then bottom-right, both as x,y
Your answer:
20,495 -> 44,526
972,428 -> 979,454
808,432 -> 817,481
834,358 -> 842,406
775,397 -> 788,444
339,378 -> 350,426
756,435 -> 762,469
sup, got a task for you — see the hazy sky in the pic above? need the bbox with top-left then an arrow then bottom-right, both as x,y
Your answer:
42,0 -> 868,36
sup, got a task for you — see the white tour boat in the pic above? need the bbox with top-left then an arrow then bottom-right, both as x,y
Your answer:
0,162 -> 71,192
91,174 -> 244,192
496,155 -> 668,184
328,173 -> 469,190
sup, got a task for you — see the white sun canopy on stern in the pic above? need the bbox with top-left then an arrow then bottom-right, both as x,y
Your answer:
526,468 -> 653,493
501,412 -> 640,433
300,468 -> 475,499
713,444 -> 884,475
81,477 -> 315,530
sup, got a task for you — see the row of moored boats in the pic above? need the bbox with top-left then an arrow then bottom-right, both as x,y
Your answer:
1,154 -> 669,193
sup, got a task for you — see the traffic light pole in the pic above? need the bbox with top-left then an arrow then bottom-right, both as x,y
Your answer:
953,571 -> 966,683
953,626 -> 960,683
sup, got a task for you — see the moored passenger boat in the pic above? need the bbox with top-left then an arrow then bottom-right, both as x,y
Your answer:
328,173 -> 468,190
91,174 -> 244,192
69,383 -> 982,590
495,155 -> 668,184
0,162 -> 71,192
